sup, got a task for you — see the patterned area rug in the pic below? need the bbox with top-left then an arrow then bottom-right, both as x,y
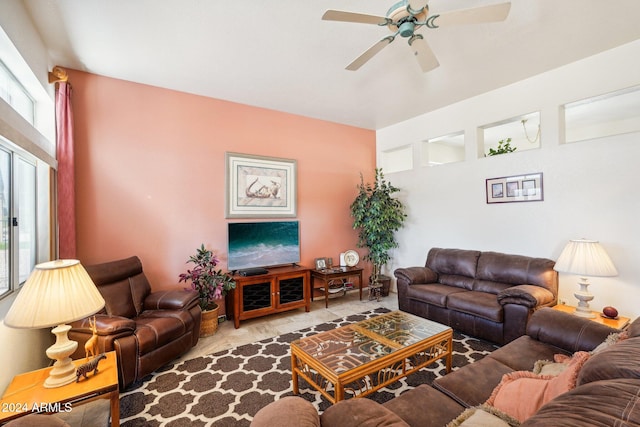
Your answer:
120,308 -> 498,426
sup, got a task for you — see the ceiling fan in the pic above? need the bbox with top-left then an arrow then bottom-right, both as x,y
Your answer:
322,0 -> 511,72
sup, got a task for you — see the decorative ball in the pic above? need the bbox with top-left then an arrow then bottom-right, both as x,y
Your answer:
603,306 -> 618,318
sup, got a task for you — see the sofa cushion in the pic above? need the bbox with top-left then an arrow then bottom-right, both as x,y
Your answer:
489,335 -> 571,372
446,291 -> 502,322
250,396 -> 320,427
383,384 -> 464,427
486,351 -> 590,422
476,252 -> 557,294
98,278 -> 137,318
321,398 -> 410,427
426,248 -> 480,278
134,312 -> 191,354
406,283 -> 467,307
434,357 -> 514,407
577,336 -> 640,386
521,379 -> 640,426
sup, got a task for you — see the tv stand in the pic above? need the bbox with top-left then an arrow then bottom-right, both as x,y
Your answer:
226,265 -> 310,328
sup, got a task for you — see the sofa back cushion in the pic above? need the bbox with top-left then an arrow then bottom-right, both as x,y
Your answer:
475,252 -> 557,296
426,248 -> 480,290
85,256 -> 152,318
577,336 -> 640,386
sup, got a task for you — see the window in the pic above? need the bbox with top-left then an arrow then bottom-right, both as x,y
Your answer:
422,132 -> 465,166
0,141 -> 38,298
563,85 -> 640,143
0,60 -> 35,125
481,112 -> 541,157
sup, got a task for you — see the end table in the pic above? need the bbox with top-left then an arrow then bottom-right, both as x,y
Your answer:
0,351 -> 120,426
311,266 -> 363,308
552,303 -> 630,329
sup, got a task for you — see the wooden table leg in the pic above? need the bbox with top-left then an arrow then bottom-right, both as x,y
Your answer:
446,334 -> 453,373
291,353 -> 299,394
110,389 -> 120,427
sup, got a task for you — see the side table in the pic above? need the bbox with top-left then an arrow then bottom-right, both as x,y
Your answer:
310,266 -> 363,308
552,304 -> 630,329
0,351 -> 119,426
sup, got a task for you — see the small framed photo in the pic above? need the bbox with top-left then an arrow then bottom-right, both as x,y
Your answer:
486,172 -> 543,204
314,258 -> 327,270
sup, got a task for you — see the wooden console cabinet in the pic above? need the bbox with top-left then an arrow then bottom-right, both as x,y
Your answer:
225,265 -> 310,328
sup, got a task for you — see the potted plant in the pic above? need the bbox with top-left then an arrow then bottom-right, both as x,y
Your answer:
350,168 -> 406,296
487,137 -> 516,156
179,244 -> 235,337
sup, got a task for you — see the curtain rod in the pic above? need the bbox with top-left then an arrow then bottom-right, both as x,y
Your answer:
48,66 -> 68,84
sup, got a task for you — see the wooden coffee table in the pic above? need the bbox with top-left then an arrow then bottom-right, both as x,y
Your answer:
291,311 -> 452,403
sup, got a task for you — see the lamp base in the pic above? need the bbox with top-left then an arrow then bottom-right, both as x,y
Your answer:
44,324 -> 78,388
573,278 -> 596,319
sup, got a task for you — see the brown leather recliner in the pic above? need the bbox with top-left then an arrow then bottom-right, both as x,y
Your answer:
68,256 -> 201,390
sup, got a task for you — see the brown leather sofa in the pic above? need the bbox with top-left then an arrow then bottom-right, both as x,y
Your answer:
394,248 -> 558,345
250,308 -> 640,426
68,256 -> 201,389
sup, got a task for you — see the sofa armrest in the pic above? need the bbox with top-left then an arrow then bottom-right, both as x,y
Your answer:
251,397 -> 320,427
71,314 -> 136,336
394,267 -> 438,284
143,290 -> 199,311
526,307 -> 616,352
497,285 -> 555,308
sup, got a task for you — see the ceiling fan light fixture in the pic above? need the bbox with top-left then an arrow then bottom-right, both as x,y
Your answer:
398,21 -> 416,37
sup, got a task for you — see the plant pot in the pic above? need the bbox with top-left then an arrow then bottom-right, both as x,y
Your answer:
369,274 -> 392,297
200,304 -> 219,337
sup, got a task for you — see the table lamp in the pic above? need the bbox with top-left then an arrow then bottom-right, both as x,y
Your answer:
553,239 -> 618,318
4,259 -> 105,388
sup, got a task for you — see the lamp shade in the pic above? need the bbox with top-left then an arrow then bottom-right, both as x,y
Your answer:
554,239 -> 618,277
4,259 -> 105,329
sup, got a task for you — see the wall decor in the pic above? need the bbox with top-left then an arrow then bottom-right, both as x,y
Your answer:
486,172 -> 543,204
225,152 -> 297,218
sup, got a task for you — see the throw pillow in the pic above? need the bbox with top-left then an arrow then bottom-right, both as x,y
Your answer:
532,359 -> 567,376
486,351 -> 590,422
590,331 -> 629,354
446,404 -> 520,427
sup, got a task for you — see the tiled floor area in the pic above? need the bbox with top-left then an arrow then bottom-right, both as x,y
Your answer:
60,289 -> 399,426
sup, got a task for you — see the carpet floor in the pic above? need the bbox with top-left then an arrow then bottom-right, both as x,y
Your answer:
120,308 -> 498,426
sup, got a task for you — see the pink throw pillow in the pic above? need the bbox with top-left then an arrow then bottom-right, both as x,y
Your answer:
486,351 -> 590,422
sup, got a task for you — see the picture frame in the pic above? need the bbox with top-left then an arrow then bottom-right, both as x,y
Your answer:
486,172 -> 543,204
314,257 -> 327,270
225,152 -> 297,218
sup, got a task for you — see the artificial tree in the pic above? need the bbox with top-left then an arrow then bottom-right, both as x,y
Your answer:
350,168 -> 407,289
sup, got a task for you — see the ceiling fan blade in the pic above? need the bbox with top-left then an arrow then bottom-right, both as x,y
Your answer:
409,36 -> 439,72
430,2 -> 511,28
408,0 -> 430,14
322,10 -> 388,25
346,37 -> 393,71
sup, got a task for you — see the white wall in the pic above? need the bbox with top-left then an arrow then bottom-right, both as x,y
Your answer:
377,40 -> 640,320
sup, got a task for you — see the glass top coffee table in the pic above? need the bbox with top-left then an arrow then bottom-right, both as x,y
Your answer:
291,310 -> 452,403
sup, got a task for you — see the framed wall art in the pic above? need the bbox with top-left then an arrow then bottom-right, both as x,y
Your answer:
225,152 -> 297,218
486,172 -> 543,204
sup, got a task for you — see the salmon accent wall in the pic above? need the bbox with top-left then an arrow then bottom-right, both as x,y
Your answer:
69,70 -> 376,305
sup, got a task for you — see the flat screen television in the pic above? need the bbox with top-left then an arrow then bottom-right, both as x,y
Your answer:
227,221 -> 300,271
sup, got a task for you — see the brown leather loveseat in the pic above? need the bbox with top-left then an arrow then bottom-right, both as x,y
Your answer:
394,248 -> 558,345
68,256 -> 202,389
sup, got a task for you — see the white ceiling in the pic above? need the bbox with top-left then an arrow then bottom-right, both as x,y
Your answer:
23,0 -> 640,130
